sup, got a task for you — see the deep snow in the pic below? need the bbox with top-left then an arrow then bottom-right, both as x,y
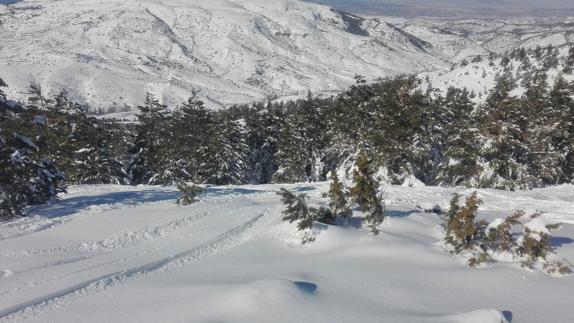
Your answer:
1,183 -> 573,323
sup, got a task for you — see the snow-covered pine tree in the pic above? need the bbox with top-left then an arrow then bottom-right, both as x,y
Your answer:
368,77 -> 425,184
350,151 -> 385,234
478,72 -> 531,189
439,87 -> 483,186
272,112 -> 309,183
128,93 -> 171,185
563,46 -> 574,74
37,91 -> 126,185
328,171 -> 352,219
244,103 -> 279,184
206,114 -> 249,185
0,78 -> 6,99
170,96 -> 219,184
548,76 -> 574,183
1,86 -> 65,220
521,71 -> 565,187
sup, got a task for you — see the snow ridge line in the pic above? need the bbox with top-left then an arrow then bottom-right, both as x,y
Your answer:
0,210 -> 271,323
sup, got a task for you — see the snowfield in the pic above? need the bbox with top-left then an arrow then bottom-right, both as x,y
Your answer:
1,183 -> 573,323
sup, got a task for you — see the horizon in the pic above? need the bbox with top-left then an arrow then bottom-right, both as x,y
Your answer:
305,0 -> 574,17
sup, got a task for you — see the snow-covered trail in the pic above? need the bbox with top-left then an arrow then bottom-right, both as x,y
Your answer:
0,183 -> 573,323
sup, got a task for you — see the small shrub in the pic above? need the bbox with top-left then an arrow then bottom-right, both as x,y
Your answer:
484,211 -> 522,253
176,183 -> 203,205
328,172 -> 352,220
516,214 -> 569,272
444,193 -> 571,274
277,188 -> 317,244
444,192 -> 487,253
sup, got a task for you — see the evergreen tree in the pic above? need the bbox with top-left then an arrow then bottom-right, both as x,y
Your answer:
350,152 -> 385,234
328,172 -> 352,219
478,72 -> 531,189
128,93 -> 170,185
439,87 -> 482,186
1,87 -> 65,220
277,188 -> 316,243
244,104 -> 279,184
206,115 -> 249,185
272,113 -> 309,183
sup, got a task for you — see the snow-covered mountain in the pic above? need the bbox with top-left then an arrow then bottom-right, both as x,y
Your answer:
389,16 -> 574,60
0,0 -> 447,109
1,1 -> 572,111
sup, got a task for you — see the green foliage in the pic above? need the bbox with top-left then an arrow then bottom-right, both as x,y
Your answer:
1,88 -> 66,220
328,172 -> 352,219
444,192 -> 486,253
444,193 -> 571,274
176,183 -> 204,206
485,211 -> 522,253
277,188 -> 317,244
350,152 -> 385,234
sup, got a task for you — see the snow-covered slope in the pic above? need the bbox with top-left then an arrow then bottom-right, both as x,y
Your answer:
0,0 -> 447,109
419,45 -> 574,102
1,183 -> 573,322
388,17 -> 574,60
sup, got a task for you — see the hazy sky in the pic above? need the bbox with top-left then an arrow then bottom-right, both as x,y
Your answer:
305,0 -> 574,16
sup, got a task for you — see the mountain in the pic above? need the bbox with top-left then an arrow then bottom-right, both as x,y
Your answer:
0,0 -> 447,110
389,16 -> 574,60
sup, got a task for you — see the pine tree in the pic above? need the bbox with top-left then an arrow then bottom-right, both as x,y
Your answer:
0,78 -> 6,99
277,188 -> 316,243
439,87 -> 482,186
128,93 -> 170,185
328,172 -> 352,219
272,113 -> 309,183
478,72 -> 531,189
350,152 -> 385,234
176,183 -> 204,206
206,115 -> 249,185
1,89 -> 65,220
548,76 -> 574,183
244,104 -> 279,184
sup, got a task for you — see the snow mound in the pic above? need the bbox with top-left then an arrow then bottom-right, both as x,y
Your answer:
440,309 -> 510,323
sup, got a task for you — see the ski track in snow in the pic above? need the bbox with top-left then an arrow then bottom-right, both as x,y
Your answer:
0,197 -> 274,322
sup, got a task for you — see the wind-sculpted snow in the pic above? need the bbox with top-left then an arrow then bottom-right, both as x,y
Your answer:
0,183 -> 573,322
0,0 -> 446,110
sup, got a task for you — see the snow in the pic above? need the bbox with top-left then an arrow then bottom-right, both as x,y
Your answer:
485,218 -> 505,235
525,218 -> 555,235
0,183 -> 573,322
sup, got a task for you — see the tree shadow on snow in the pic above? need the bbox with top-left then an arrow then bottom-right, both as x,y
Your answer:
335,217 -> 363,229
386,210 -> 418,218
27,190 -> 180,219
551,237 -> 574,247
502,310 -> 513,322
204,186 -> 273,197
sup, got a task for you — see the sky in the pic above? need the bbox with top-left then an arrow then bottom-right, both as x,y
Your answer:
305,0 -> 574,17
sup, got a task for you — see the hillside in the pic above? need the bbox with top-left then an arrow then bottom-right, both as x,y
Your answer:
0,0 -> 446,109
